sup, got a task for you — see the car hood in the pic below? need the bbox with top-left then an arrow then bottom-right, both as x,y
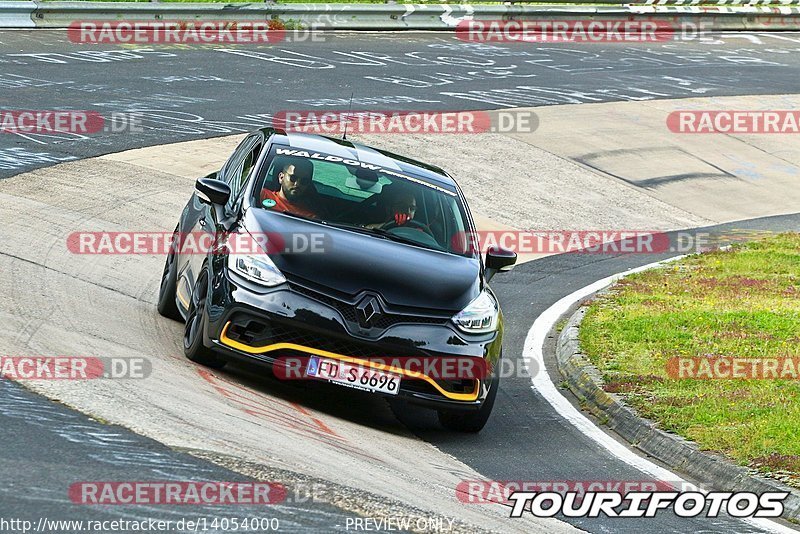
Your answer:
244,209 -> 481,311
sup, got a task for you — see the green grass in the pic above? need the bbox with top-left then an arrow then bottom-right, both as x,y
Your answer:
580,234 -> 800,485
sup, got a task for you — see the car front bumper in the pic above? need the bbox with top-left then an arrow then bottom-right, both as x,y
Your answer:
202,261 -> 502,410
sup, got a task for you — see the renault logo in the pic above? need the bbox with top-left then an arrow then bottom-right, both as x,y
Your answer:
356,296 -> 382,327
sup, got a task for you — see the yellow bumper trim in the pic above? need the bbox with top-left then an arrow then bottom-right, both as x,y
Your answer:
219,322 -> 480,402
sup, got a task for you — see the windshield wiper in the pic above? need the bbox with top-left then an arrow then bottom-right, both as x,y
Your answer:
343,225 -> 443,252
265,209 -> 332,226
264,211 -> 442,252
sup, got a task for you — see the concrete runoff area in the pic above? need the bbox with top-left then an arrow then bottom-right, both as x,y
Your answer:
517,95 -> 800,223
0,94 -> 798,531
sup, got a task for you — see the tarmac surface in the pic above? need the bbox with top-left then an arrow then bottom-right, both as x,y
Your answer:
2,29 -> 800,533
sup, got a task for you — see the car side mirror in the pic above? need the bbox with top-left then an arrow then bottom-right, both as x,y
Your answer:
195,178 -> 231,206
485,246 -> 517,282
195,178 -> 236,231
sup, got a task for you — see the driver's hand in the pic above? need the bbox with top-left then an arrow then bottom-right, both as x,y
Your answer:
394,212 -> 410,226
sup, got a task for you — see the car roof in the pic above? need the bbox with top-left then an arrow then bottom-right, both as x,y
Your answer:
258,129 -> 458,189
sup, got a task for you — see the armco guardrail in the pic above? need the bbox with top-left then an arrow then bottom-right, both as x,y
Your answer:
26,2 -> 493,29
1,1 -> 799,29
0,1 -> 35,27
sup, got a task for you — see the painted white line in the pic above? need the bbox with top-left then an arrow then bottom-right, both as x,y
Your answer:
522,256 -> 796,534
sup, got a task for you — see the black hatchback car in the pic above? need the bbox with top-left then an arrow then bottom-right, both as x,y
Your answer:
158,129 -> 516,432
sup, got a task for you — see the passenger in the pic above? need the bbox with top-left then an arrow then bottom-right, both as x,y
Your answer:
260,158 -> 320,218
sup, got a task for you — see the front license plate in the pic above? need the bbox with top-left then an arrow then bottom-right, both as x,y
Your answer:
306,356 -> 400,396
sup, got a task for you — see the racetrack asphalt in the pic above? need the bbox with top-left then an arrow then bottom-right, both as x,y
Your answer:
400,214 -> 800,533
2,29 -> 800,533
0,379 -> 363,532
3,30 -> 800,179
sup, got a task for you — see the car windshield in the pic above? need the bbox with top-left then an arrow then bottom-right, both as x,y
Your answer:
252,145 -> 476,258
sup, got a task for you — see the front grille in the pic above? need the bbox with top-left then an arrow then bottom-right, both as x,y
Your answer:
290,284 -> 358,323
226,314 -> 422,359
401,380 -> 440,396
289,283 -> 450,330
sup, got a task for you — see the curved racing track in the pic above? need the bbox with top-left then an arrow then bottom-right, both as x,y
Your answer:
2,30 -> 800,533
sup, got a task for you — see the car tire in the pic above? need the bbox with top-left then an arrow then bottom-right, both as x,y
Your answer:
437,373 -> 499,433
183,269 -> 227,369
157,227 -> 182,321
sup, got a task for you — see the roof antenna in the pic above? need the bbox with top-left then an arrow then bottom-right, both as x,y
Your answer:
342,92 -> 354,141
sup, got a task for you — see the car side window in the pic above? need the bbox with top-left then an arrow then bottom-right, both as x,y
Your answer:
221,135 -> 261,186
222,135 -> 263,211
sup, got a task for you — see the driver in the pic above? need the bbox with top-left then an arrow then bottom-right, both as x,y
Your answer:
366,190 -> 417,229
260,158 -> 321,218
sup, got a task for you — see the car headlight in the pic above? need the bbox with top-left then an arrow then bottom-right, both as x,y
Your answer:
227,253 -> 286,287
452,290 -> 499,334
